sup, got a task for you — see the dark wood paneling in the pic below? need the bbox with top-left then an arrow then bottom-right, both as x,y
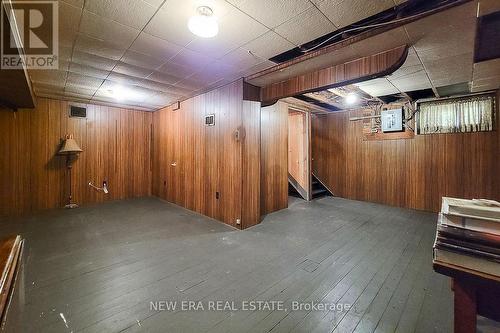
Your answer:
312,106 -> 500,212
242,100 -> 261,228
261,101 -> 288,215
0,98 -> 152,217
260,46 -> 408,102
152,80 -> 261,228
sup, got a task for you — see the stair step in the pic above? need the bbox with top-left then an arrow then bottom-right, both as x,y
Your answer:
312,188 -> 328,196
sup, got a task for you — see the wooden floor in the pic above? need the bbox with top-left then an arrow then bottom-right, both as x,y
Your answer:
0,196 -> 458,332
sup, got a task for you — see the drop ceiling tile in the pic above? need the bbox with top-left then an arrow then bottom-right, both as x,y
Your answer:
79,10 -> 140,46
113,62 -> 154,78
148,92 -> 180,106
317,0 -> 395,28
226,0 -> 312,28
95,80 -> 151,103
63,91 -> 93,101
354,78 -> 399,96
65,85 -> 97,97
217,47 -> 263,71
58,60 -> 71,71
59,46 -> 73,62
242,31 -> 294,60
156,61 -> 196,78
388,71 -> 432,92
404,3 -> 476,52
471,77 -> 500,92
274,6 -> 336,46
174,77 -> 206,91
169,48 -> 214,71
147,71 -> 183,85
85,0 -> 158,29
121,50 -> 165,70
473,58 -> 500,79
186,7 -> 268,59
350,27 -> 409,58
388,64 -> 425,81
69,62 -> 109,79
33,83 -> 65,94
424,53 -> 473,86
129,32 -> 183,61
74,34 -> 126,60
137,78 -> 178,93
188,60 -> 239,83
59,2 -> 82,47
29,70 -> 68,85
143,0 -> 196,47
239,60 -> 275,77
66,72 -> 104,89
107,71 -> 147,85
72,50 -> 118,71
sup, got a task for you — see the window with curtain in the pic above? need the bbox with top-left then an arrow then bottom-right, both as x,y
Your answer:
417,95 -> 495,134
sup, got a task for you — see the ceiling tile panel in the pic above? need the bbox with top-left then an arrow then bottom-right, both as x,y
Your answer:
317,0 -> 395,28
241,31 -> 294,60
79,10 -> 140,46
121,50 -> 166,70
59,1 -> 82,47
65,72 -> 104,89
169,48 -> 214,71
113,62 -> 155,78
85,0 -> 159,29
354,78 -> 399,96
226,0 -> 312,28
143,0 -> 199,46
69,62 -> 110,79
217,47 -> 263,71
129,32 -> 183,61
72,50 -> 118,71
147,71 -> 183,85
73,34 -> 127,60
274,6 -> 336,46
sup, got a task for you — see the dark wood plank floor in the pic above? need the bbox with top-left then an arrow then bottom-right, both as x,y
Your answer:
0,196 -> 470,332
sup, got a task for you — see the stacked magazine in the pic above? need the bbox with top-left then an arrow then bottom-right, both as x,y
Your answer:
433,197 -> 500,277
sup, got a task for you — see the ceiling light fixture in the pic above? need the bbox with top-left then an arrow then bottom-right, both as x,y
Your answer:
188,6 -> 218,38
345,92 -> 358,105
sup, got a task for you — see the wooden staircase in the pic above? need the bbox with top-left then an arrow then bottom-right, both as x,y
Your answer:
311,174 -> 332,199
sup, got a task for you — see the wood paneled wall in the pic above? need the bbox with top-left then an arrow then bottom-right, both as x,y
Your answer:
260,46 -> 408,102
288,110 -> 310,199
261,101 -> 288,215
0,97 -> 152,217
152,80 -> 261,229
311,106 -> 500,212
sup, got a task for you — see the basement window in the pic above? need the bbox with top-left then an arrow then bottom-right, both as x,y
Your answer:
417,95 -> 495,134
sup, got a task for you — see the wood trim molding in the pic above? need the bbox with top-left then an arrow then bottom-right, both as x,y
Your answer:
260,45 -> 409,102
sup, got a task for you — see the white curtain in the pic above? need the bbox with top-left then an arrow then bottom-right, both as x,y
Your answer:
418,95 -> 494,134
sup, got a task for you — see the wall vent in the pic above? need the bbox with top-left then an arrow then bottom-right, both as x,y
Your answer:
70,105 -> 87,118
205,114 -> 215,126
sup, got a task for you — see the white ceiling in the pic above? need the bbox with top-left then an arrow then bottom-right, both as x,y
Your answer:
28,0 -> 404,110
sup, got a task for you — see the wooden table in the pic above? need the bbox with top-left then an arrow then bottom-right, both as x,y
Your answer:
433,260 -> 500,333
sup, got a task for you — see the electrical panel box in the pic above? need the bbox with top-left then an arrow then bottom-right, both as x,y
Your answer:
381,108 -> 403,132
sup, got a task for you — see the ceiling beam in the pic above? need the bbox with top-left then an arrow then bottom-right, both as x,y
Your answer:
259,45 -> 409,103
